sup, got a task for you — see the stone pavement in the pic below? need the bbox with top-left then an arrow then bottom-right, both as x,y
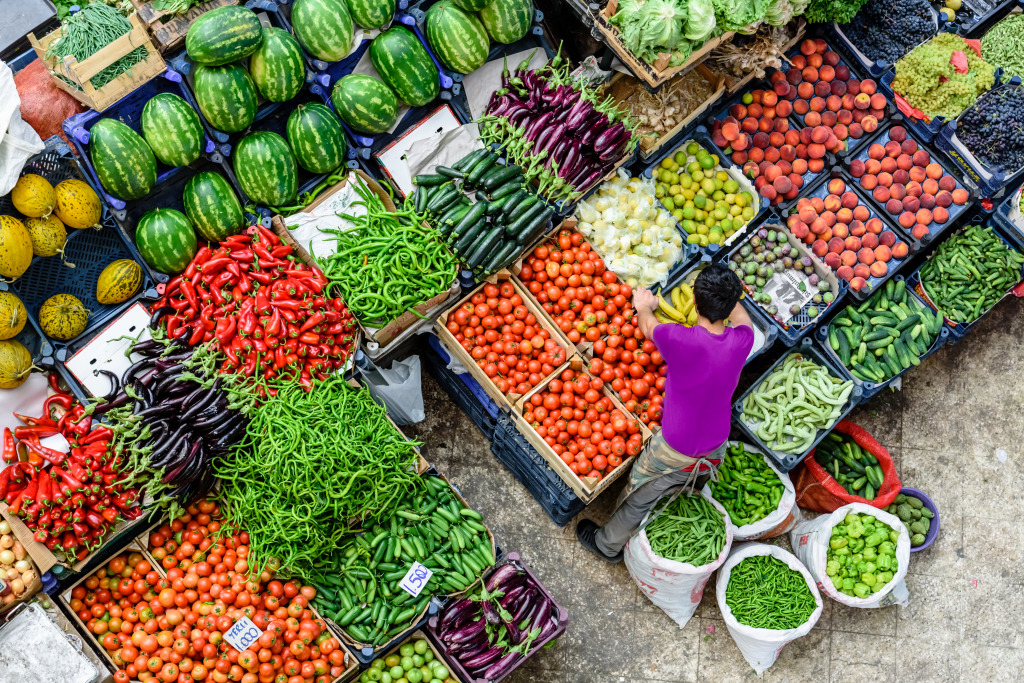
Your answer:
402,295 -> 1024,683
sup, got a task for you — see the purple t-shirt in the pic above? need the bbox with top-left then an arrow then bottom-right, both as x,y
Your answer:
652,323 -> 754,457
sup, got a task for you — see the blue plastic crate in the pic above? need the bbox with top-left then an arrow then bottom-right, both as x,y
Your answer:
907,212 -> 1024,341
932,80 -> 1024,200
653,254 -> 778,364
423,333 -> 500,440
716,209 -> 848,346
8,48 -> 36,74
813,275 -> 951,398
992,181 -> 1024,239
641,125 -> 767,258
62,70 -> 220,218
826,1 -> 940,79
732,337 -> 863,472
840,116 -> 973,247
879,68 -> 948,143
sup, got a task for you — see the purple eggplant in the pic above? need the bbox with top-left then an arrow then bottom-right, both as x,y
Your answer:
525,111 -> 554,141
565,97 -> 594,130
594,122 -> 627,155
562,88 -> 581,111
538,612 -> 559,641
599,137 -> 629,162
579,117 -> 609,147
452,632 -> 490,657
481,599 -> 502,625
484,651 -> 522,679
499,585 -> 529,611
526,597 -> 552,632
439,599 -> 475,634
538,122 -> 566,155
461,645 -> 504,670
511,588 -> 537,623
547,137 -> 571,170
534,123 -> 559,155
560,140 -> 582,179
509,107 -> 533,127
448,618 -> 487,644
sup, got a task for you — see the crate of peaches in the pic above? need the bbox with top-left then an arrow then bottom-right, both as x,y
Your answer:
516,359 -> 649,501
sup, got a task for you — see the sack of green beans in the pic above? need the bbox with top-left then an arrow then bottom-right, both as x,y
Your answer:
624,488 -> 733,628
790,502 -> 911,609
703,441 -> 801,542
716,543 -> 823,675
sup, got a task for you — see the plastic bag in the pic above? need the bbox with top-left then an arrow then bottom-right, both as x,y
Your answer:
790,502 -> 911,609
361,355 -> 425,425
716,542 -> 823,675
792,420 -> 901,513
625,488 -> 734,628
702,440 -> 801,541
13,58 -> 86,145
0,61 -> 45,195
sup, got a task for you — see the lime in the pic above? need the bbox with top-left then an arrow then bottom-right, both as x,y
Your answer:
662,197 -> 675,211
661,158 -> 674,169
390,666 -> 405,679
433,666 -> 449,680
401,656 -> 415,671
400,644 -> 415,658
742,93 -> 753,104
686,141 -> 699,155
413,654 -> 424,667
724,179 -> 739,194
699,154 -> 715,170
681,219 -> 696,234
406,669 -> 423,683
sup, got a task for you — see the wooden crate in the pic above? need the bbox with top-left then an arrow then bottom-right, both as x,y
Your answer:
511,356 -> 652,502
130,0 -> 239,54
29,13 -> 167,113
594,0 -> 735,89
369,629 -> 465,681
718,20 -> 807,95
432,272 -> 571,416
604,64 -> 727,161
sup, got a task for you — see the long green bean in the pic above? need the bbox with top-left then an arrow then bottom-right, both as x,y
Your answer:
45,3 -> 148,90
725,555 -> 816,630
645,492 -> 726,566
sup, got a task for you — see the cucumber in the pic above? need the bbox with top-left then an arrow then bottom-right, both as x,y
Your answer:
453,148 -> 488,172
507,195 -> 539,222
515,207 -> 554,246
481,163 -> 521,190
502,189 -> 529,217
466,153 -> 498,186
436,165 -> 463,179
465,225 -> 504,268
452,218 -> 487,252
490,178 -> 522,200
438,205 -> 471,238
450,202 -> 487,239
505,200 -> 546,237
481,239 -> 519,273
487,195 -> 511,216
412,185 -> 428,214
413,173 -> 448,186
426,184 -> 458,212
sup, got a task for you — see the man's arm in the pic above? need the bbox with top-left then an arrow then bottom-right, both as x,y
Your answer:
633,287 -> 662,341
728,301 -> 752,330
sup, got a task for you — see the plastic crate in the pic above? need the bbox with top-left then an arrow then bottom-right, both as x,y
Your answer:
331,597 -> 443,666
8,48 -> 36,74
879,68 -> 947,143
732,337 -> 863,472
932,80 -> 1024,199
423,333 -> 500,440
425,552 -> 569,683
716,210 -> 848,346
992,181 -> 1024,238
813,276 -> 951,398
653,254 -> 778,363
956,0 -> 1019,36
840,116 -> 973,247
62,69 -> 220,217
907,212 -> 1024,341
826,2 -> 940,78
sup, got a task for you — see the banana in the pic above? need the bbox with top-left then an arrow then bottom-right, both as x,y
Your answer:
687,308 -> 699,325
658,294 -> 686,321
654,310 -> 673,324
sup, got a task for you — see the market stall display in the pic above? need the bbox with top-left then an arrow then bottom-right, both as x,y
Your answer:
705,441 -> 799,540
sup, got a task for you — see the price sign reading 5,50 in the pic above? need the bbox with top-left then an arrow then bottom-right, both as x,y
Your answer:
224,616 -> 264,652
399,561 -> 433,598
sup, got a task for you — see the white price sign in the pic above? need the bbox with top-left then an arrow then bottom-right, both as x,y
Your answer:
224,616 -> 263,652
399,561 -> 433,598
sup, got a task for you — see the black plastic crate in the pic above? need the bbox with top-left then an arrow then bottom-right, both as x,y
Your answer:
732,337 -> 863,472
826,3 -> 940,78
879,67 -> 947,143
956,0 -> 1019,37
423,333 -> 500,440
992,181 -> 1024,239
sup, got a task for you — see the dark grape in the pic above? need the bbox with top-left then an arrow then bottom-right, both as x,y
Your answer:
841,0 -> 937,65
957,86 -> 1024,173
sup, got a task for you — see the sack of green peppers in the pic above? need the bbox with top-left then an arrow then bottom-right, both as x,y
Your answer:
715,543 -> 824,675
790,503 -> 911,608
792,421 -> 902,513
703,441 -> 801,542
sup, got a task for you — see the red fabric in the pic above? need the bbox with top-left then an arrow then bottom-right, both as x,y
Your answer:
893,92 -> 929,123
792,420 -> 901,513
950,51 -> 969,75
963,38 -> 983,58
13,58 -> 86,145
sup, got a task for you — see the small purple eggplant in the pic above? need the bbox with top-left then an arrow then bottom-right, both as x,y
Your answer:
481,599 -> 502,625
461,645 -> 504,670
438,598 -> 475,635
484,651 -> 522,679
448,617 -> 487,644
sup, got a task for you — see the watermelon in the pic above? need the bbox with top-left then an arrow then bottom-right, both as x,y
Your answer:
425,1 -> 489,74
291,0 -> 354,62
183,171 -> 246,242
233,132 -> 298,207
479,0 -> 532,44
141,93 -> 204,168
452,0 -> 490,9
348,0 -> 396,29
89,118 -> 157,201
286,104 -> 347,174
370,27 -> 440,107
331,74 -> 399,134
193,64 -> 258,134
136,209 -> 198,274
186,5 -> 263,66
249,27 -> 305,103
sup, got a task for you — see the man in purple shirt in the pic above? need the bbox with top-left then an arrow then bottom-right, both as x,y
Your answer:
577,263 -> 754,562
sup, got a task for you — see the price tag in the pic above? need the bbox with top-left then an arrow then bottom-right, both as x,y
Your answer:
223,616 -> 263,652
399,561 -> 433,598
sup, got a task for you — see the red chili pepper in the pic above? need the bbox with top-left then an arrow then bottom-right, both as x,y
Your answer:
255,290 -> 271,315
299,312 -> 325,334
180,279 -> 198,311
69,413 -> 92,438
249,270 -> 273,285
272,299 -> 303,311
33,529 -> 48,543
166,315 -> 183,338
22,437 -> 66,466
37,473 -> 51,508
70,492 -> 86,509
241,354 -> 258,377
238,272 -> 251,293
299,332 -> 320,345
101,506 -> 119,523
256,225 -> 282,246
48,373 -> 70,396
2,428 -> 15,464
215,315 -> 237,346
189,324 -> 206,346
14,425 -> 59,439
80,426 -> 113,446
0,467 -> 12,498
11,476 -> 38,514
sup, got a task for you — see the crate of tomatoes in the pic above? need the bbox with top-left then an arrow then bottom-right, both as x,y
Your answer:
513,227 -> 669,432
434,274 -> 569,415
515,357 -> 651,502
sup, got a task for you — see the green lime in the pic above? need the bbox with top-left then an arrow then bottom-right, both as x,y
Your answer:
724,179 -> 739,194
412,654 -> 424,667
406,669 -> 422,683
401,656 -> 415,671
699,154 -> 715,170
693,194 -> 706,209
686,141 -> 699,155
681,219 -> 696,234
390,666 -> 405,680
433,666 -> 449,680
742,93 -> 753,104
662,197 -> 675,211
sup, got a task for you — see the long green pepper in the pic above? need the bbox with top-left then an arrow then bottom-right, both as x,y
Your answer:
709,443 -> 784,527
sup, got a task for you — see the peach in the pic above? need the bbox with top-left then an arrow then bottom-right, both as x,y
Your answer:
836,207 -> 854,224
839,192 -> 858,210
876,172 -> 893,188
925,163 -> 944,180
811,196 -> 826,213
920,193 -> 936,211
892,169 -> 910,186
896,154 -> 914,171
850,158 -> 866,178
849,276 -> 868,291
791,222 -> 810,240
777,159 -> 793,175
861,232 -> 879,250
819,64 -> 835,82
934,190 -> 953,208
868,143 -> 885,160
759,185 -> 778,201
866,218 -> 884,234
858,247 -> 876,264
835,64 -> 851,81
768,131 -> 786,148
795,143 -> 809,160
853,263 -> 871,280
732,135 -> 749,151
873,186 -> 891,203
891,242 -> 909,259
752,131 -> 770,149
840,250 -> 858,267
759,117 -> 774,133
774,81 -> 792,99
810,218 -> 829,235
786,69 -> 803,86
820,210 -> 837,227
712,130 -> 729,148
848,122 -> 864,139
785,129 -> 801,147
837,265 -> 855,282
885,198 -> 903,215
753,176 -> 768,191
828,236 -> 846,253
878,231 -> 896,247
916,208 -> 933,225
824,194 -> 842,212
797,82 -> 815,100
785,185 -> 801,200
841,93 -> 857,111
799,38 -> 816,55
908,167 -> 927,184
902,196 -> 920,213
821,111 -> 838,128
853,205 -> 870,222
824,50 -> 840,66
890,183 -> 908,200
933,206 -> 949,224
845,236 -> 863,252
870,93 -> 887,111
721,121 -> 741,141
869,261 -> 888,278
827,178 -> 846,195
852,219 -> 867,236
763,163 -> 782,182
776,100 -> 793,118
865,159 -> 883,175
748,147 -> 765,164
798,205 -> 818,224
809,96 -> 827,112
743,160 -> 760,177
808,53 -> 823,68
899,139 -> 917,156
764,146 -> 781,163
820,226 -> 833,242
774,117 -> 790,133
808,143 -> 827,159
874,244 -> 892,261
860,79 -> 877,95
938,176 -> 956,192
814,80 -> 832,98
793,159 -> 809,175
729,104 -> 748,119
884,141 -> 901,158
861,115 -> 879,133
762,91 -> 779,107
748,103 -> 764,118
804,111 -> 822,127
740,117 -> 758,135
847,78 -> 861,95
774,176 -> 793,193
732,150 -> 749,165
860,174 -> 878,191
780,144 -> 797,162
812,240 -> 829,257
824,252 -> 842,269
952,188 -> 970,205
854,93 -> 871,110
912,224 -> 928,239
833,223 -> 850,239
887,126 -> 905,142
834,124 -> 849,140
826,95 -> 843,112
880,157 -> 898,174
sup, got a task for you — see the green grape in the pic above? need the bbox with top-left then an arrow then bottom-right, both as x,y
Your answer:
891,33 -> 996,120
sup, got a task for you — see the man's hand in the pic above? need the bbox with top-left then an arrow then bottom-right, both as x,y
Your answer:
633,287 -> 658,313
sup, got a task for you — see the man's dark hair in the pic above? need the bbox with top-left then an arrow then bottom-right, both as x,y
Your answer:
693,263 -> 742,323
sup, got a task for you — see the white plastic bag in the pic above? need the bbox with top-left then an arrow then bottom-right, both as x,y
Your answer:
361,355 -> 425,424
624,488 -> 734,628
790,502 -> 910,608
716,542 -> 823,675
0,61 -> 45,195
702,441 -> 801,541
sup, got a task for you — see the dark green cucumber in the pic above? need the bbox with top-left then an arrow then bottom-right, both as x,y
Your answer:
507,195 -> 540,222
450,202 -> 487,239
426,184 -> 458,212
481,239 -> 519,273
490,178 -> 522,200
452,218 -> 487,252
487,194 -> 511,216
452,148 -> 488,172
481,164 -> 521,190
465,225 -> 504,268
412,185 -> 428,214
437,205 -> 471,237
516,207 -> 554,245
506,200 -> 546,237
413,173 -> 448,187
466,153 -> 498,186
436,165 -> 463,179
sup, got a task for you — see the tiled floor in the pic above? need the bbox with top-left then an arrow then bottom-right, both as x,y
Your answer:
403,295 -> 1024,682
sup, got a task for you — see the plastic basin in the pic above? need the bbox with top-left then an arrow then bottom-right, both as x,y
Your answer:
901,486 -> 939,552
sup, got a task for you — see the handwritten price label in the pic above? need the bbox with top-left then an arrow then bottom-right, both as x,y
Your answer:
224,616 -> 263,652
399,561 -> 433,598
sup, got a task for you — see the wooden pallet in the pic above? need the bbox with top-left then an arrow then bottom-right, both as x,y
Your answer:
130,0 -> 240,54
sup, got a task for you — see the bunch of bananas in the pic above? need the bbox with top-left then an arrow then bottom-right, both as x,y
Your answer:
656,283 -> 699,326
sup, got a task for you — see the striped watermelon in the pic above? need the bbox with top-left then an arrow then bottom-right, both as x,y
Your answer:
348,0 -> 396,29
136,209 -> 198,274
286,104 -> 347,174
479,0 -> 532,44
89,118 -> 157,201
425,1 -> 489,74
452,0 -> 490,10
291,0 -> 354,62
370,27 -> 440,107
183,171 -> 245,242
249,27 -> 305,103
233,132 -> 298,207
186,5 -> 263,66
330,74 -> 399,134
193,64 -> 258,134
141,93 -> 204,167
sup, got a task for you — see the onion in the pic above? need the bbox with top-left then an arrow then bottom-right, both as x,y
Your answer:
5,568 -> 17,581
0,535 -> 12,549
0,550 -> 13,565
12,542 -> 25,561
0,521 -> 9,535
14,560 -> 31,574
1,594 -> 13,605
10,579 -> 24,596
20,570 -> 36,587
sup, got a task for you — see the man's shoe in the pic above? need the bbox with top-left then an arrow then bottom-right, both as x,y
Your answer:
576,519 -> 623,563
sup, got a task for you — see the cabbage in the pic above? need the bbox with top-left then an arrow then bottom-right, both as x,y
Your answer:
712,0 -> 772,31
616,0 -> 688,64
764,0 -> 794,24
685,0 -> 717,41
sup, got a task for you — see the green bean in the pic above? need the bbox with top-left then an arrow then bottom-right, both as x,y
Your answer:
725,555 -> 816,630
45,4 -> 149,90
981,14 -> 1024,82
646,493 -> 727,566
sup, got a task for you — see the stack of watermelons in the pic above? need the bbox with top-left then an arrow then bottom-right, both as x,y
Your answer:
423,0 -> 534,75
